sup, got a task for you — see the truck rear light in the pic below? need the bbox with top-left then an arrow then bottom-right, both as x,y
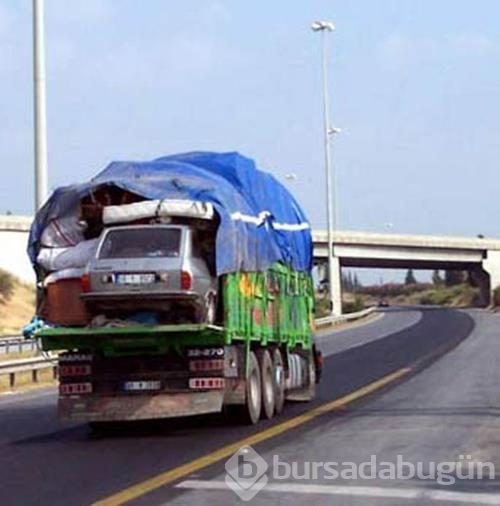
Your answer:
59,364 -> 92,377
188,378 -> 225,389
60,382 -> 92,395
189,359 -> 224,372
181,271 -> 192,290
81,273 -> 91,293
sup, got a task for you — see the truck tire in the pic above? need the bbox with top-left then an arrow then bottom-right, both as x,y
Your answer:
257,349 -> 275,419
306,357 -> 316,401
243,351 -> 262,424
286,352 -> 316,402
272,348 -> 285,415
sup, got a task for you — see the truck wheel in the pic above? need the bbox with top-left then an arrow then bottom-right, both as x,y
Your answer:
306,356 -> 316,401
272,348 -> 285,415
285,353 -> 316,402
257,349 -> 275,419
244,351 -> 262,424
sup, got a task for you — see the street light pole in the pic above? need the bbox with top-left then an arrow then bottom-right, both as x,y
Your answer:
33,0 -> 48,211
311,20 -> 339,315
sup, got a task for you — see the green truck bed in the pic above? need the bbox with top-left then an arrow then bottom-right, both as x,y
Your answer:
37,323 -> 225,356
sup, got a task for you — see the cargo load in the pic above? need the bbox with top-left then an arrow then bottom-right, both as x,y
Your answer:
29,151 -> 321,426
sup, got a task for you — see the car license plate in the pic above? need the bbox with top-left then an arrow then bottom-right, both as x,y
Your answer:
116,273 -> 155,285
123,380 -> 161,391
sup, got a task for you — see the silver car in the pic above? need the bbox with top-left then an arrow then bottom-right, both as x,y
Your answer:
82,224 -> 218,324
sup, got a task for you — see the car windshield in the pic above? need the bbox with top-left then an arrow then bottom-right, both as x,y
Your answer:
99,228 -> 182,259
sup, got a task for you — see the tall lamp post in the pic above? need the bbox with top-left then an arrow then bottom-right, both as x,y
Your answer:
33,0 -> 48,211
311,20 -> 340,315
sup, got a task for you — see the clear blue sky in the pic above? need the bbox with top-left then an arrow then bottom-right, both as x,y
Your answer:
2,0 -> 500,256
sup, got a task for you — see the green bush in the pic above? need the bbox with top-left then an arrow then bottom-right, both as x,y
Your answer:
418,284 -> 480,307
0,268 -> 14,301
419,289 -> 454,306
358,282 -> 432,297
314,297 -> 331,318
342,294 -> 365,314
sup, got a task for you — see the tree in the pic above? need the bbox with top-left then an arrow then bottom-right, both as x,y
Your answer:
353,273 -> 361,291
347,272 -> 354,292
404,268 -> 417,285
432,270 -> 442,285
341,271 -> 353,292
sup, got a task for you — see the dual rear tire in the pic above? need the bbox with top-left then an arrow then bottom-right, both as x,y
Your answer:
241,348 -> 286,424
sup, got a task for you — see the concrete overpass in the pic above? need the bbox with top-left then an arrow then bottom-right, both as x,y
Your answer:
0,215 -> 33,283
2,216 -> 500,314
313,230 -> 500,314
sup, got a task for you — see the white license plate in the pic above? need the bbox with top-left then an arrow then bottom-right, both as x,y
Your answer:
123,380 -> 161,391
116,273 -> 155,285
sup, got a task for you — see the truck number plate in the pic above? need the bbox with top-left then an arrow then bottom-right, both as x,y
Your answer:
116,273 -> 155,285
123,380 -> 161,391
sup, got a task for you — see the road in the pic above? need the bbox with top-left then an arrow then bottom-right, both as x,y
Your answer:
2,307 -> 494,505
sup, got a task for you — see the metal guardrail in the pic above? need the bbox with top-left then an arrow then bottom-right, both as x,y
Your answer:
315,306 -> 376,329
0,356 -> 57,389
0,337 -> 37,354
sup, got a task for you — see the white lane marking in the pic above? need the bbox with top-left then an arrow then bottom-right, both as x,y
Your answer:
176,480 -> 500,504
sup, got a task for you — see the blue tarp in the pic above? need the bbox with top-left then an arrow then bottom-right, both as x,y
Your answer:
28,152 -> 313,274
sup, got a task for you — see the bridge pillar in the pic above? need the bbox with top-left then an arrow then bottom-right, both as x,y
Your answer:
482,250 -> 500,306
469,267 -> 490,307
331,256 -> 342,316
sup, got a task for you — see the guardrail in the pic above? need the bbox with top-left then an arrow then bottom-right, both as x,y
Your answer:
0,356 -> 57,389
315,306 -> 376,329
0,337 -> 37,354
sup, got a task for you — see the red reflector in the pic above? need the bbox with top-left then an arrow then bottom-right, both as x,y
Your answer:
59,365 -> 91,377
181,271 -> 192,290
60,382 -> 92,395
81,273 -> 91,293
188,378 -> 225,389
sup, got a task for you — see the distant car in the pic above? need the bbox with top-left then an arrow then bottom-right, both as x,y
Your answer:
378,298 -> 389,308
82,224 -> 218,324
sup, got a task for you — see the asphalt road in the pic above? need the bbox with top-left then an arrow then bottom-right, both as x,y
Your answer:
0,307 -> 480,505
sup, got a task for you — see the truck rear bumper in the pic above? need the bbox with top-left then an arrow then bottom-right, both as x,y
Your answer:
59,390 -> 224,422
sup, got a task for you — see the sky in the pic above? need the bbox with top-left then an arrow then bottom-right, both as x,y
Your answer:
1,1 -> 500,282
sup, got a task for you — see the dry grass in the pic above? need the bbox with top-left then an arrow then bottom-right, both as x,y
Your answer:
0,350 -> 38,362
0,280 -> 35,336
